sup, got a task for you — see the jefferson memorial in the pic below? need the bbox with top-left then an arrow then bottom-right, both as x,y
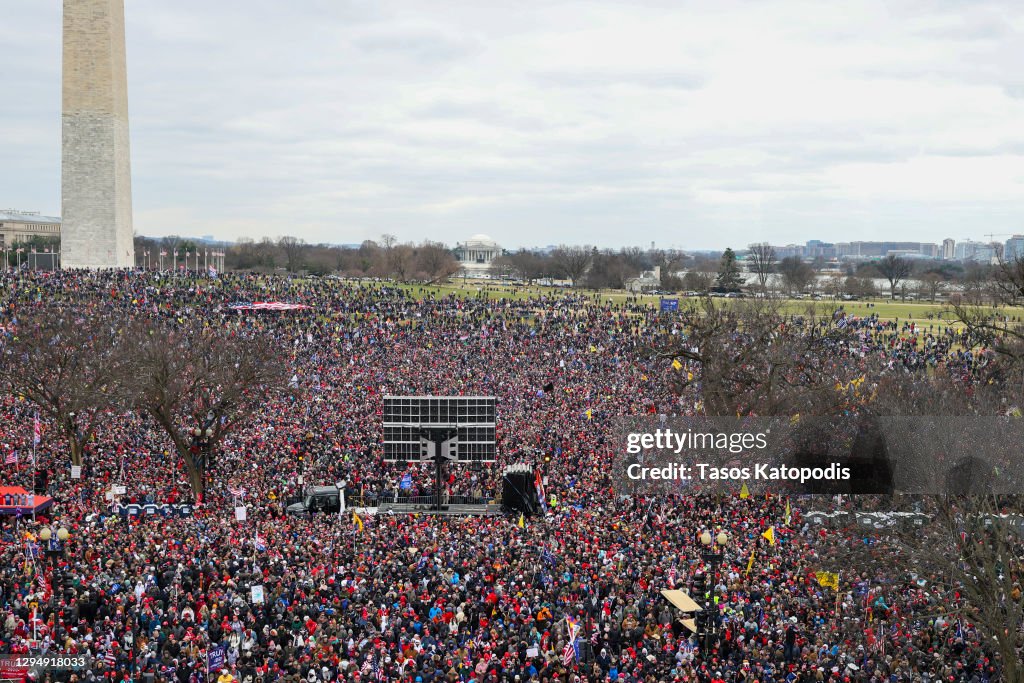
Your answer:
453,234 -> 503,277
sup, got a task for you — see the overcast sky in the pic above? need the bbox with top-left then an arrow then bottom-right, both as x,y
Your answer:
3,0 -> 1023,249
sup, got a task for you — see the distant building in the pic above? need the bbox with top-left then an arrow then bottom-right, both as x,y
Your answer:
805,240 -> 836,258
831,241 -> 938,259
626,266 -> 661,292
774,244 -> 805,259
0,210 -> 61,248
955,240 -> 996,262
1004,235 -> 1024,261
942,238 -> 955,260
453,234 -> 503,277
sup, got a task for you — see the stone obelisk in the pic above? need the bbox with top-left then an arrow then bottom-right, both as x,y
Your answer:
61,0 -> 135,269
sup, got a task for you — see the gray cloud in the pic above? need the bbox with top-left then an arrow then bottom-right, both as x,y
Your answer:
2,0 -> 1023,250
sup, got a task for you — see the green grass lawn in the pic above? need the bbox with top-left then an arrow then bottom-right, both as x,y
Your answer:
353,280 -> 1024,325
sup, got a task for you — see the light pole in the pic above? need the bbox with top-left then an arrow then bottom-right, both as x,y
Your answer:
697,530 -> 728,654
39,526 -> 70,611
191,412 -> 216,489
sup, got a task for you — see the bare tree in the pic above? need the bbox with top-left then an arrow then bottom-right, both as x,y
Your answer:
816,492 -> 1024,683
993,254 -> 1024,306
918,272 -> 946,303
387,244 -> 415,282
650,298 -> 862,416
552,246 -> 592,286
278,236 -> 306,272
682,270 -> 714,292
123,320 -> 288,497
414,241 -> 459,283
746,243 -> 776,293
777,256 -> 814,295
585,249 -> 638,290
877,255 -> 912,300
0,310 -> 126,465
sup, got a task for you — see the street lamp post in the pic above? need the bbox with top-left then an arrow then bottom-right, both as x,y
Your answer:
39,526 -> 70,612
191,412 -> 216,489
697,530 -> 728,654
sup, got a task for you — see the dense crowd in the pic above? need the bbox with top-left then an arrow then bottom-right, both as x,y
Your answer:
0,270 -> 1011,683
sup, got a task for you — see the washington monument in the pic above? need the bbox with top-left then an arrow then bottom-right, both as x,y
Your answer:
61,0 -> 135,269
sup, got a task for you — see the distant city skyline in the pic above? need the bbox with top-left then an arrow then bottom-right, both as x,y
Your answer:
3,0 -> 1023,249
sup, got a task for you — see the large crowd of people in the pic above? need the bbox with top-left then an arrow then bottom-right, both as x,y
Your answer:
0,270 -> 1012,682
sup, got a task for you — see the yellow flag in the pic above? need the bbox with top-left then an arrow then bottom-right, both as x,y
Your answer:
745,548 -> 755,575
816,571 -> 839,590
761,526 -> 775,546
739,483 -> 750,499
353,512 -> 364,532
518,513 -> 525,529
672,359 -> 683,371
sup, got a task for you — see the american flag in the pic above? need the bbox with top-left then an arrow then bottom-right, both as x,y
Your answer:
562,639 -> 577,666
563,618 -> 579,666
4,451 -> 17,465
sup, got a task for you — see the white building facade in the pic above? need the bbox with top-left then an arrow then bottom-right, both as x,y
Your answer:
454,234 -> 503,277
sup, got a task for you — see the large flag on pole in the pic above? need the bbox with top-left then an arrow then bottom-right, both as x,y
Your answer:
563,617 -> 580,666
535,470 -> 547,514
816,571 -> 839,590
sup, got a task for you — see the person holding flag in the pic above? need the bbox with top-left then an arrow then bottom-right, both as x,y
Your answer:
563,616 -> 580,668
534,470 -> 547,515
816,571 -> 839,590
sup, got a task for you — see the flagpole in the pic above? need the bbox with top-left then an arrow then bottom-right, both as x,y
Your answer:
835,570 -> 841,620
